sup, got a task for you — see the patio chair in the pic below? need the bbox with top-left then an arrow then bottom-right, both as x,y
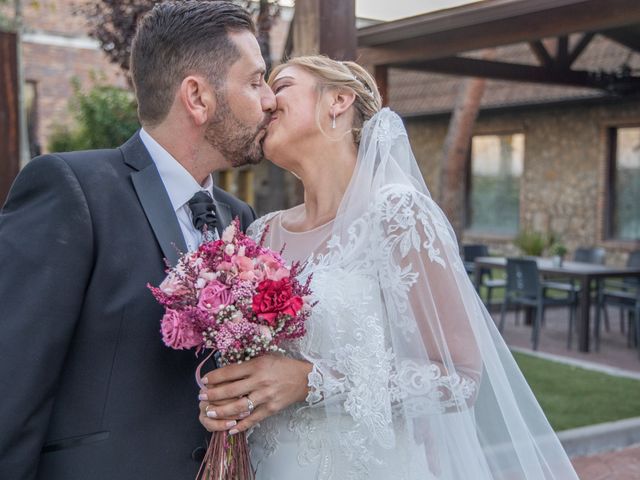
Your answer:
594,283 -> 640,358
499,258 -> 578,350
545,246 -> 606,291
574,247 -> 606,265
544,246 -> 606,314
462,244 -> 506,307
594,250 -> 640,353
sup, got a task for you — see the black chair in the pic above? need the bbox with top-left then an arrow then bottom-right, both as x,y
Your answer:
499,258 -> 578,350
462,244 -> 506,307
544,247 -> 606,312
594,250 -> 640,353
574,247 -> 606,265
595,284 -> 640,357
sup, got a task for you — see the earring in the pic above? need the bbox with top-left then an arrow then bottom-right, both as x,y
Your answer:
332,111 -> 336,129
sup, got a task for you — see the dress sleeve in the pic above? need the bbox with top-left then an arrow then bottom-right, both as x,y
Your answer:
303,185 -> 482,420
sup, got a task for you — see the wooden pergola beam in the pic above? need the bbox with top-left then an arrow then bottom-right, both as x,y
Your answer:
557,35 -> 570,68
400,56 -> 640,93
567,32 -> 595,65
601,26 -> 640,53
357,0 -> 640,67
529,41 -> 554,68
292,0 -> 356,60
0,32 -> 20,205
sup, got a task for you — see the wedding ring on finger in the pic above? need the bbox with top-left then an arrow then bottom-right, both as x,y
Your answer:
246,396 -> 255,414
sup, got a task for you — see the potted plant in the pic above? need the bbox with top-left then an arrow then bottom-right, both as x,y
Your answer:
550,242 -> 568,267
514,230 -> 550,257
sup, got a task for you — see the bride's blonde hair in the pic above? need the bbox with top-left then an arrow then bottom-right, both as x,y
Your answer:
268,55 -> 382,144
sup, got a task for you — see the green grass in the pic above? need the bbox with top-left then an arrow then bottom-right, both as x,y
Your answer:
513,351 -> 640,431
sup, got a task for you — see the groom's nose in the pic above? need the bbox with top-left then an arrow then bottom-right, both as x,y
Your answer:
261,83 -> 277,113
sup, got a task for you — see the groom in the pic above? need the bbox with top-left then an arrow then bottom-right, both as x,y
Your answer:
0,2 -> 275,479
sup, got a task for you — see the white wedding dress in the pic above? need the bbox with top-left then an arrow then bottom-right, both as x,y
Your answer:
246,109 -> 578,480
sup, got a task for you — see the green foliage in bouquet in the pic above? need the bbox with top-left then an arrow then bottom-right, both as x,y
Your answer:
514,230 -> 557,257
48,76 -> 139,152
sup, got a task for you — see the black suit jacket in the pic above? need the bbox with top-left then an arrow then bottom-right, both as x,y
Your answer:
0,133 -> 256,479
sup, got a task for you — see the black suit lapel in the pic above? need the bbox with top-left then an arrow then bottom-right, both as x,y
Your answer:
121,133 -> 187,266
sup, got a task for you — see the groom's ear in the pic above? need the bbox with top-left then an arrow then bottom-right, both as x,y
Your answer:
179,75 -> 217,127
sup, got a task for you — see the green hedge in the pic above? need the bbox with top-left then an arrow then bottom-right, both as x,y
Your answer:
49,78 -> 139,152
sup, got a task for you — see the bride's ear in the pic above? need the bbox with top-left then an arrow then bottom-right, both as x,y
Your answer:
330,88 -> 356,118
179,75 -> 216,127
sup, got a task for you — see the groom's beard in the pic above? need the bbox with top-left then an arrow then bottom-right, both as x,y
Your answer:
205,93 -> 271,167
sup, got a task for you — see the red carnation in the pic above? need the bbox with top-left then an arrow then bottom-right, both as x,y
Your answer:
252,278 -> 304,327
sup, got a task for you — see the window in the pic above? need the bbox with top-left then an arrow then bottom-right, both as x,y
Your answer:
608,126 -> 640,241
466,133 -> 524,235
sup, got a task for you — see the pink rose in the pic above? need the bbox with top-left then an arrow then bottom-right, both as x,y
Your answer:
257,254 -> 289,281
161,309 -> 200,350
234,255 -> 254,272
238,271 -> 257,282
198,280 -> 233,313
267,267 -> 290,281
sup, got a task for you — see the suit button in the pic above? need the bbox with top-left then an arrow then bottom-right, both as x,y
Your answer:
191,446 -> 206,462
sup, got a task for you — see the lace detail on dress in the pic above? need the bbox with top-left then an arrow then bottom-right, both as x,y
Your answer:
374,184 -> 465,337
249,186 -> 475,479
246,210 -> 280,243
389,360 -> 476,416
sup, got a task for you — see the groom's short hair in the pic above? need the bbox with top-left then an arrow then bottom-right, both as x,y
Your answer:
130,1 -> 255,126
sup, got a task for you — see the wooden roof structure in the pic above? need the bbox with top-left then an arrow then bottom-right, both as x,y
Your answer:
357,0 -> 640,101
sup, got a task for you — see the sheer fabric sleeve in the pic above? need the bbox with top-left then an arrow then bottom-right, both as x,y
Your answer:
303,184 -> 483,421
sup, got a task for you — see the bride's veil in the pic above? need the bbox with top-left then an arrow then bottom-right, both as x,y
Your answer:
301,107 -> 578,479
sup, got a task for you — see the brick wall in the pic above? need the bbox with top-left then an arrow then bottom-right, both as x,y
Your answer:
16,0 -> 126,153
22,0 -> 93,37
404,99 -> 640,265
24,41 -> 126,152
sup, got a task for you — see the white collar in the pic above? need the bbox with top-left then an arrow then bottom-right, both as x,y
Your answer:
139,128 -> 215,212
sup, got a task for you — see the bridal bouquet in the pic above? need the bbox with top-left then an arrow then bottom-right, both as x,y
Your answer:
148,218 -> 313,480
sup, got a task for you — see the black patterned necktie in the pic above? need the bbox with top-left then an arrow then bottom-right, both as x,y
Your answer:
187,191 -> 217,239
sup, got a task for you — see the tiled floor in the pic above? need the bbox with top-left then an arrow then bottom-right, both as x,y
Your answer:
492,305 -> 639,479
493,305 -> 640,373
572,444 -> 640,480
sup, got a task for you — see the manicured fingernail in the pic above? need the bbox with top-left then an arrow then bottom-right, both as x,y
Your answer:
226,420 -> 237,428
238,411 -> 251,419
206,410 -> 217,419
198,393 -> 208,401
201,377 -> 208,385
229,429 -> 239,435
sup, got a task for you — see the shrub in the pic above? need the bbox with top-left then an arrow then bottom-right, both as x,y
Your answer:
48,77 -> 139,152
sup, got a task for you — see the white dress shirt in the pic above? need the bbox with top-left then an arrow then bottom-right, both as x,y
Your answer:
139,128 -> 219,252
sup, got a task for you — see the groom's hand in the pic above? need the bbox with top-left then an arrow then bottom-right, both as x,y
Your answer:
197,354 -> 312,434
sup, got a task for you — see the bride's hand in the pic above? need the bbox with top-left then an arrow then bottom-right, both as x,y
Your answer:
198,354 -> 312,435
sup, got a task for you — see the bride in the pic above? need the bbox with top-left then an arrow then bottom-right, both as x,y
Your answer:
198,55 -> 579,479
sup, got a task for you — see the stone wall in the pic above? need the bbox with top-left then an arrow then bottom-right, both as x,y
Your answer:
404,99 -> 640,266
